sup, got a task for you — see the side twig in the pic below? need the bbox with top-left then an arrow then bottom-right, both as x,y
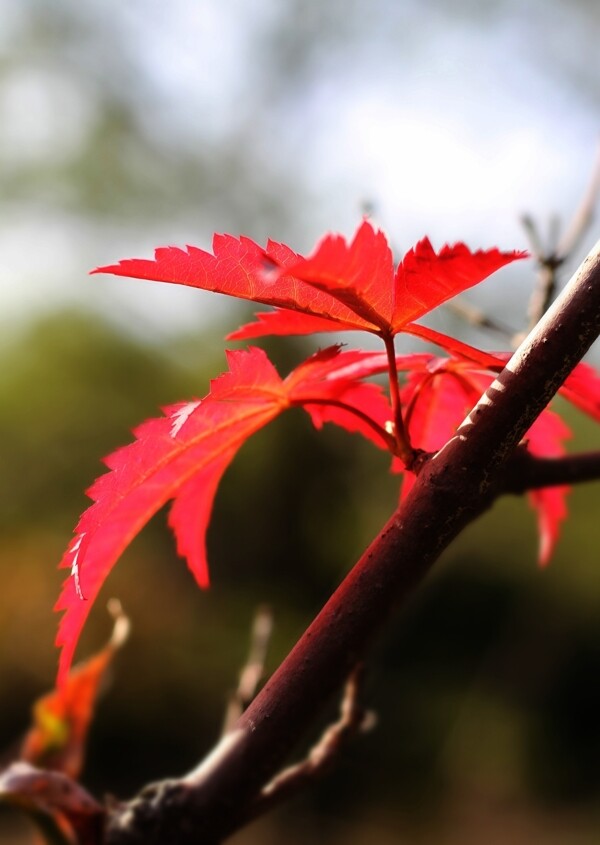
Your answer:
222,606 -> 273,736
244,664 -> 373,823
500,449 -> 600,493
523,143 -> 600,332
444,298 -> 515,340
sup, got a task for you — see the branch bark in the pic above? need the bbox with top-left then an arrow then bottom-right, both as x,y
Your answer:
104,240 -> 600,845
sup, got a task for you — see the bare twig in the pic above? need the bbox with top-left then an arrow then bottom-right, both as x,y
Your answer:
523,241 -> 562,334
444,298 -> 515,340
520,213 -> 547,260
523,143 -> 600,332
107,598 -> 131,651
443,145 -> 600,343
222,606 -> 274,735
557,142 -> 600,258
245,664 -> 373,822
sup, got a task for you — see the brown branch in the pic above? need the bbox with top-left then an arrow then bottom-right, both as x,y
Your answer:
500,449 -> 600,493
408,448 -> 600,495
104,239 -> 600,845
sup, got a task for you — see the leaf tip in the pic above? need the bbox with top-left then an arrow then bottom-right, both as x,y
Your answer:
89,263 -> 120,276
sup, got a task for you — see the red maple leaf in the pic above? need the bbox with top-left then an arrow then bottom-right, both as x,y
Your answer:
55,332 -> 600,686
526,410 -> 571,566
94,221 -> 526,354
55,346 -> 392,685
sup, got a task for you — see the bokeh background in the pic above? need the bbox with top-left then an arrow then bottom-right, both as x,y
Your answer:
1,1 -> 600,842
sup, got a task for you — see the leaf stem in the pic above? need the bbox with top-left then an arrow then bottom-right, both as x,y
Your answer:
292,397 -> 397,454
383,334 -> 413,465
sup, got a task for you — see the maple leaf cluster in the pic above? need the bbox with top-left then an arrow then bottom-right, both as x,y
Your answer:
54,221 -> 600,685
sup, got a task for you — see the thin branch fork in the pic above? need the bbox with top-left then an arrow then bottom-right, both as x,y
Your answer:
245,664 -> 372,824
523,143 -> 600,332
447,146 -> 600,345
224,615 -> 372,825
221,606 -> 273,736
104,240 -> 600,845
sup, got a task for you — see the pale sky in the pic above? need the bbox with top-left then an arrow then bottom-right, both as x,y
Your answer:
0,0 -> 598,341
